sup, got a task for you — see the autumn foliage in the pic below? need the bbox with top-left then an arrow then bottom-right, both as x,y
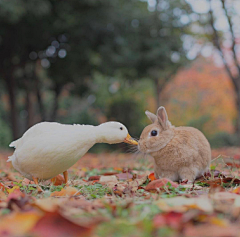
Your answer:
162,57 -> 236,137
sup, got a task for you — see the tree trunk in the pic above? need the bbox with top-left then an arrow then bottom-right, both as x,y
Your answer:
50,85 -> 61,122
236,92 -> 240,138
34,74 -> 46,121
24,79 -> 34,129
154,78 -> 162,108
5,76 -> 18,139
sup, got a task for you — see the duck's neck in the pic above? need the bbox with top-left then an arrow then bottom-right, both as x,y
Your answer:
73,124 -> 108,145
94,125 -> 110,144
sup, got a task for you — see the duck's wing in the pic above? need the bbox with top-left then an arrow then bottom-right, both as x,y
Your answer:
9,122 -> 63,149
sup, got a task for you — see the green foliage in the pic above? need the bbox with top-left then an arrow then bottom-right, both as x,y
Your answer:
208,132 -> 240,148
107,96 -> 144,138
0,117 -> 11,148
0,0 -> 195,147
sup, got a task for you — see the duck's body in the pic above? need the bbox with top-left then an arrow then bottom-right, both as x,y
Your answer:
9,121 -> 137,183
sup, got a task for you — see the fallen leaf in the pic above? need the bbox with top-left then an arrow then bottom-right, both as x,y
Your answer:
51,174 -> 65,186
34,198 -> 66,212
148,172 -> 156,181
88,176 -> 100,181
114,167 -> 123,171
153,212 -> 183,229
99,175 -> 118,183
211,192 -> 238,201
22,178 -> 35,185
50,187 -> 80,197
102,172 -> 119,176
0,211 -> 43,236
184,223 -> 239,237
116,173 -> 133,180
156,196 -> 213,212
0,190 -> 7,201
233,196 -> 240,207
0,182 -> 8,191
145,178 -> 178,191
7,172 -> 20,182
232,186 -> 240,194
210,217 -> 227,227
32,211 -> 94,237
7,185 -> 20,194
223,177 -> 240,184
7,188 -> 30,211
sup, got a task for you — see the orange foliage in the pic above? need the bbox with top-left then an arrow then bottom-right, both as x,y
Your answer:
161,57 -> 236,136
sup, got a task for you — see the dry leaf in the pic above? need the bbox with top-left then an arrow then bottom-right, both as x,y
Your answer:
51,174 -> 65,186
116,173 -> 133,180
22,178 -> 35,185
0,190 -> 7,201
7,172 -> 20,182
32,211 -> 94,237
88,176 -> 100,181
145,178 -> 178,191
34,198 -> 66,212
153,212 -> 183,229
99,175 -> 118,183
0,211 -> 43,236
50,187 -> 80,197
211,192 -> 238,201
156,196 -> 213,213
232,187 -> 240,194
148,172 -> 156,181
7,185 -> 20,194
184,223 -> 239,237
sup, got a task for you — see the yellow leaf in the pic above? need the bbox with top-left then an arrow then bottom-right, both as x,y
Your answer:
0,211 -> 43,235
34,197 -> 65,212
7,186 -> 20,194
210,217 -> 227,227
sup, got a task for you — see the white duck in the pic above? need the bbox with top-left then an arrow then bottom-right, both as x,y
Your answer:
8,121 -> 137,191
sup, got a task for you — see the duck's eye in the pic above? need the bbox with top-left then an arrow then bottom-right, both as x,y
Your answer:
151,130 -> 158,136
120,127 -> 123,130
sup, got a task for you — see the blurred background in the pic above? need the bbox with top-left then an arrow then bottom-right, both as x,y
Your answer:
0,0 -> 239,151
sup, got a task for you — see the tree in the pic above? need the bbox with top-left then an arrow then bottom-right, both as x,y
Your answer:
96,0 -> 192,107
205,0 -> 240,136
0,0 -> 114,137
0,0 -> 193,139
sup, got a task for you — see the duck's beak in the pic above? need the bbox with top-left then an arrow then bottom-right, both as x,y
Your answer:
124,134 -> 138,145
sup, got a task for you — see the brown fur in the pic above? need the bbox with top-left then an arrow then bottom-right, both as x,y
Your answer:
138,107 -> 211,182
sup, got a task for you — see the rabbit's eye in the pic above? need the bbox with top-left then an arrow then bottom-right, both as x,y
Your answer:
151,130 -> 158,136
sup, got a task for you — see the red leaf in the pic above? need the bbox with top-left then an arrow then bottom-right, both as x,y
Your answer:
153,212 -> 183,229
145,178 -> 178,191
148,172 -> 156,181
102,172 -> 119,176
88,176 -> 100,181
32,211 -> 93,237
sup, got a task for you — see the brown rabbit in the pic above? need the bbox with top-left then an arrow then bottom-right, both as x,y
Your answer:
138,106 -> 211,182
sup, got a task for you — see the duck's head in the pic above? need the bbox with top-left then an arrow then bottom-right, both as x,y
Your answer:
97,122 -> 138,145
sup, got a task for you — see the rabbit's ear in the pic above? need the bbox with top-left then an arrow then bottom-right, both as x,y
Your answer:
145,110 -> 157,123
157,107 -> 168,130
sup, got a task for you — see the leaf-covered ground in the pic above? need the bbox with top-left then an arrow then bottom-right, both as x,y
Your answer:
1,148 -> 240,237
